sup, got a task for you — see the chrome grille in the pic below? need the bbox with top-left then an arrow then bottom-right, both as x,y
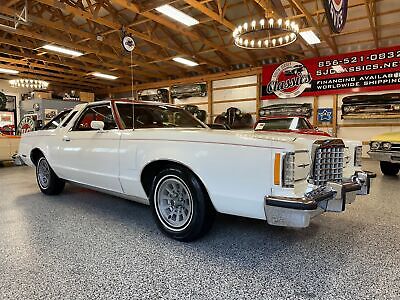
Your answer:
391,143 -> 400,152
311,141 -> 345,186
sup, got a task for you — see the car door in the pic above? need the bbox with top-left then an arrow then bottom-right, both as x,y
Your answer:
54,104 -> 123,193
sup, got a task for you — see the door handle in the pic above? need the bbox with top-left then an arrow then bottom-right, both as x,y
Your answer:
62,136 -> 71,142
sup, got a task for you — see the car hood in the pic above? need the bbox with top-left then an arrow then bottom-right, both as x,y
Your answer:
255,129 -> 330,137
371,131 -> 400,142
126,128 -> 338,152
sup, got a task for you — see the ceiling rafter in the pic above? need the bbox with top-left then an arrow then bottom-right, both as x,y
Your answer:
0,5 -> 173,80
34,0 -> 226,70
0,35 -> 154,82
364,0 -> 379,48
287,0 -> 338,54
111,0 -> 255,66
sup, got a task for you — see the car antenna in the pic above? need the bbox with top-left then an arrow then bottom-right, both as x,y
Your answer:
121,29 -> 136,130
130,49 -> 135,131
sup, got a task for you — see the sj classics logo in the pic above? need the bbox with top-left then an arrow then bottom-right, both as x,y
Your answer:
265,62 -> 312,99
323,0 -> 348,33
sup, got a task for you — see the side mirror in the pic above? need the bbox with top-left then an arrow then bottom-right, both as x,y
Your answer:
91,120 -> 104,131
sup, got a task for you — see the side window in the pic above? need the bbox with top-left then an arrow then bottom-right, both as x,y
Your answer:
61,111 -> 77,127
117,104 -> 163,129
297,118 -> 311,129
41,110 -> 71,130
73,105 -> 117,131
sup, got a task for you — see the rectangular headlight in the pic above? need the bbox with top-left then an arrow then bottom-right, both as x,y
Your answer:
283,152 -> 295,188
354,146 -> 362,167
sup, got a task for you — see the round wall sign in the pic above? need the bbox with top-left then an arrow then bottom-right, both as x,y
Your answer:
265,61 -> 312,99
17,115 -> 36,134
323,0 -> 348,33
122,35 -> 135,52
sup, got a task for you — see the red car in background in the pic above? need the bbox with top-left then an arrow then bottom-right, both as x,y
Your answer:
254,116 -> 331,137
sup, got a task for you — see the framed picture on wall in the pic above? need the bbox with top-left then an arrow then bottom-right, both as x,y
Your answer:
0,111 -> 15,135
5,95 -> 16,111
45,109 -> 58,120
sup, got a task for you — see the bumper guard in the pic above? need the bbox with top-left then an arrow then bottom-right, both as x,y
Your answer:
264,170 -> 375,228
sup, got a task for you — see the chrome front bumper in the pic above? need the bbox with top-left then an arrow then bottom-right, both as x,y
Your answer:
368,150 -> 400,164
264,171 -> 376,228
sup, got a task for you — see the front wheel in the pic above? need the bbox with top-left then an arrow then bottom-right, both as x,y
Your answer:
380,161 -> 400,176
36,156 -> 65,195
150,167 -> 214,242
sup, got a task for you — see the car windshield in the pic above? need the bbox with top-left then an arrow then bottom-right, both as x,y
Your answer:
41,109 -> 72,130
255,117 -> 312,131
116,103 -> 206,129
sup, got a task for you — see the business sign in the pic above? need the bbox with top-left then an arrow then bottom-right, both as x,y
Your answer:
17,114 -> 38,135
323,0 -> 348,33
318,108 -> 333,123
262,46 -> 400,100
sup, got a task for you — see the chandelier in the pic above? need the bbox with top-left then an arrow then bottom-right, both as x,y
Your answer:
233,0 -> 299,50
9,78 -> 49,90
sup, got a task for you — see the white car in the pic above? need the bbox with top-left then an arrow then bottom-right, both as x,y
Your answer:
18,100 -> 375,241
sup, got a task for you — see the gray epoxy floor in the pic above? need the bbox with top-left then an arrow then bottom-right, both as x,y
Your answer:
0,160 -> 399,300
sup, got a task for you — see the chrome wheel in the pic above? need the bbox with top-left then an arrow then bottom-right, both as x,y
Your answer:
37,158 -> 51,189
155,175 -> 193,231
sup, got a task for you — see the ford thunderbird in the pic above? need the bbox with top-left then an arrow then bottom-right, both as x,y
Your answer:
18,100 -> 374,241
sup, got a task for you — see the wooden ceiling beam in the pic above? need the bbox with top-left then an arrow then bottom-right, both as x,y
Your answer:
0,55 -> 123,86
0,63 -> 101,89
364,0 -> 379,48
0,36 -> 151,82
0,7 -> 170,79
187,0 -> 307,60
111,0 -> 255,66
287,0 -> 338,54
5,0 -> 21,8
157,27 -> 210,73
34,0 -> 226,70
2,26 -> 167,80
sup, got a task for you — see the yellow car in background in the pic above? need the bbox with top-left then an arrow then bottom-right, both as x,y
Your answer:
0,133 -> 20,163
369,132 -> 400,176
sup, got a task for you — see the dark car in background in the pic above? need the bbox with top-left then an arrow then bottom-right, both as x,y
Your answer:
341,93 -> 400,119
178,104 -> 207,122
171,83 -> 207,99
259,103 -> 312,118
214,107 -> 253,129
138,88 -> 169,103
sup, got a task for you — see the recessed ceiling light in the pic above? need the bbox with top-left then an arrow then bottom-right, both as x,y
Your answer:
42,44 -> 84,57
156,4 -> 199,27
0,68 -> 19,74
172,57 -> 199,67
299,30 -> 321,45
92,72 -> 118,80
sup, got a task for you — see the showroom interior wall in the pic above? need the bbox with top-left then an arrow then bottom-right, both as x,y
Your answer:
0,79 -> 30,122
